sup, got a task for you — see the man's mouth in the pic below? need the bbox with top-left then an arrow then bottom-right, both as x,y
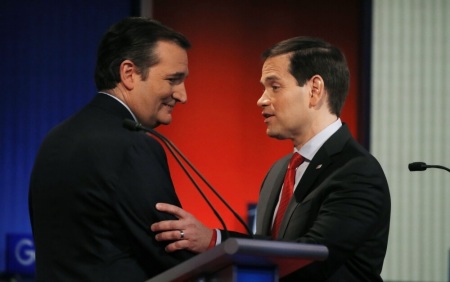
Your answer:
163,103 -> 174,109
262,112 -> 274,123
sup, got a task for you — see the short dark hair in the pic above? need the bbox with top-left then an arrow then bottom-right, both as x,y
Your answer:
262,36 -> 349,117
94,17 -> 191,90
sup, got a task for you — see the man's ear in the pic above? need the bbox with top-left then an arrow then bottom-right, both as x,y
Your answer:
119,60 -> 136,90
309,75 -> 325,107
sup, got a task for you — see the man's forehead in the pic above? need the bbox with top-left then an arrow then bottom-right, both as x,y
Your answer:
260,56 -> 290,83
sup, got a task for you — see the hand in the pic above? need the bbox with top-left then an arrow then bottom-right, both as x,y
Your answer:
151,203 -> 214,253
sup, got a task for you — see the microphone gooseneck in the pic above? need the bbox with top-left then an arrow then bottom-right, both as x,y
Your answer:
123,119 -> 253,237
408,162 -> 450,173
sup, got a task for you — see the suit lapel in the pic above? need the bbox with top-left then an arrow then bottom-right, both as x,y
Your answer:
295,124 -> 352,202
256,155 -> 291,236
294,150 -> 332,202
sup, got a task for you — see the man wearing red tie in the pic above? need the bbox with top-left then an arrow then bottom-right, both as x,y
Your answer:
151,36 -> 391,281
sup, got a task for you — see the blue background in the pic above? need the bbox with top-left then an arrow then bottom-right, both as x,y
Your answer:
0,0 -> 135,273
6,234 -> 35,274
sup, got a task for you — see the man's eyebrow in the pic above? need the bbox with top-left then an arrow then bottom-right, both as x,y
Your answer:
167,72 -> 188,78
260,75 -> 280,84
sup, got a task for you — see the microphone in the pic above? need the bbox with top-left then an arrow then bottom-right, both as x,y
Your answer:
123,119 -> 253,237
408,162 -> 450,173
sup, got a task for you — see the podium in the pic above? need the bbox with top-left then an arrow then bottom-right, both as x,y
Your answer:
146,238 -> 328,281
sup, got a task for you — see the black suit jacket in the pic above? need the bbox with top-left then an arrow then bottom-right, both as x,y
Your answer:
29,94 -> 195,281
255,124 -> 390,281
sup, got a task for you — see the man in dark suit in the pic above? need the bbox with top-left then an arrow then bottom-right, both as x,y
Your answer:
151,36 -> 391,281
28,17 -> 203,281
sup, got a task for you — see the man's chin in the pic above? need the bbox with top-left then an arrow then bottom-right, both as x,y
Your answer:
266,129 -> 286,140
266,130 -> 278,139
155,118 -> 172,127
141,118 -> 170,129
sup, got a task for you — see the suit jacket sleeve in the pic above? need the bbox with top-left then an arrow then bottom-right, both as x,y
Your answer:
109,131 -> 195,272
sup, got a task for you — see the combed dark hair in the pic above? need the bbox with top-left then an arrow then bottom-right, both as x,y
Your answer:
94,17 -> 191,90
262,36 -> 349,117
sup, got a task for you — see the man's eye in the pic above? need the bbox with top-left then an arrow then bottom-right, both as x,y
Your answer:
167,77 -> 182,84
272,85 -> 280,90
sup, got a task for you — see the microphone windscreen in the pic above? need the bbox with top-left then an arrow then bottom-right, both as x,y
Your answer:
408,162 -> 427,171
123,119 -> 139,131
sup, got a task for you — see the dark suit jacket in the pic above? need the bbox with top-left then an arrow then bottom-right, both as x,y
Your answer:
255,124 -> 390,281
29,94 -> 195,282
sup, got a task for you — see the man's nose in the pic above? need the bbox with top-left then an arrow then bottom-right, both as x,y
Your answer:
173,83 -> 187,103
257,92 -> 269,107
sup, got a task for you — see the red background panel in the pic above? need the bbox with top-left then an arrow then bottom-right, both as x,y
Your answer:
152,0 -> 363,232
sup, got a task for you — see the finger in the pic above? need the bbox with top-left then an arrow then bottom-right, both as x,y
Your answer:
155,230 -> 185,242
155,203 -> 189,218
151,220 -> 182,232
164,240 -> 186,253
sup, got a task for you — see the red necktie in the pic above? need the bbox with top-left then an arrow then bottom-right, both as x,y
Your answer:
272,153 -> 304,239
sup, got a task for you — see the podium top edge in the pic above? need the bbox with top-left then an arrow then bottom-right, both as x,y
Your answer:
223,238 -> 328,258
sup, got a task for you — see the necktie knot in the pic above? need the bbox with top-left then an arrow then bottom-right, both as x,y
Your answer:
288,153 -> 304,170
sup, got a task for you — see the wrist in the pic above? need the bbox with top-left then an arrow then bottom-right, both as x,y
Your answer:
207,229 -> 217,249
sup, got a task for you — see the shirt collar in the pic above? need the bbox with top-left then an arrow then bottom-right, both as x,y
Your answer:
98,92 -> 138,122
295,118 -> 342,161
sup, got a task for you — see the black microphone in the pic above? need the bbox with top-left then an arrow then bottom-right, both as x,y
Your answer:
408,162 -> 450,172
123,119 -> 253,237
